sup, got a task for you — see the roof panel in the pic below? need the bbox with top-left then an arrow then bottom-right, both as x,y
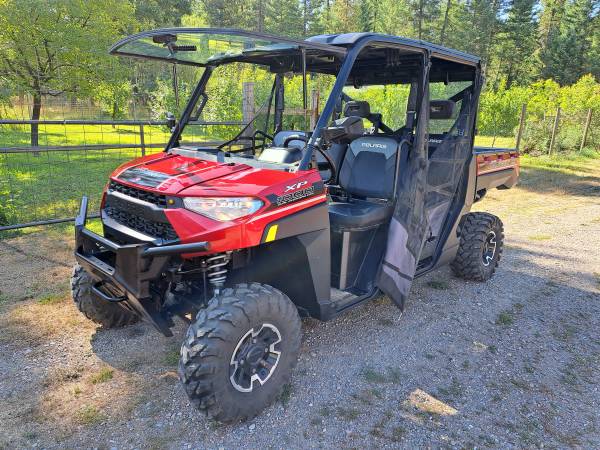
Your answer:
306,32 -> 480,65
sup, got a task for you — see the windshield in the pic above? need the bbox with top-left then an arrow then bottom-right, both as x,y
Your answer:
110,28 -> 345,67
176,62 -> 335,151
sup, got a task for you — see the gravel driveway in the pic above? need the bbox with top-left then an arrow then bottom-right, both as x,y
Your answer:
1,158 -> 599,449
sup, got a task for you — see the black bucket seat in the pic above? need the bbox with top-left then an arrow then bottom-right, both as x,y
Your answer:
328,136 -> 401,229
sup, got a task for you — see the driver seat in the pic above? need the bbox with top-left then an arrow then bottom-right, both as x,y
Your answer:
328,136 -> 399,230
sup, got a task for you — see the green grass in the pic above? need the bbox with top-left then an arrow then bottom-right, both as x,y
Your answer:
0,123 -> 171,148
361,367 -> 388,384
361,366 -> 403,384
89,367 -> 114,384
0,122 -> 236,231
426,280 -> 449,290
0,125 -> 598,236
496,310 -> 515,326
76,405 -> 106,425
278,383 -> 293,406
37,293 -> 65,305
335,406 -> 360,420
163,348 -> 180,367
0,293 -> 10,306
474,135 -> 516,148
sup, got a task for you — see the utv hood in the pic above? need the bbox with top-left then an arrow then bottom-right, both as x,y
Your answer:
112,153 -> 252,194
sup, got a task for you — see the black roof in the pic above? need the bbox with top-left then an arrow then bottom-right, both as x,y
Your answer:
307,32 -> 480,66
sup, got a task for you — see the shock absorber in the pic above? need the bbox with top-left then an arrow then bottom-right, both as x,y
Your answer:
206,252 -> 231,296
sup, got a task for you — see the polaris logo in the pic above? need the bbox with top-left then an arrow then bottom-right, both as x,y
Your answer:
361,142 -> 387,149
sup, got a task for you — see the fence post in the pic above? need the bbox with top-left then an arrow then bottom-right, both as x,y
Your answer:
515,103 -> 526,151
139,123 -> 146,156
580,109 -> 592,152
242,82 -> 255,139
549,106 -> 561,154
310,89 -> 319,129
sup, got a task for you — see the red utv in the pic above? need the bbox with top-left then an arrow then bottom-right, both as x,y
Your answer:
72,28 -> 519,422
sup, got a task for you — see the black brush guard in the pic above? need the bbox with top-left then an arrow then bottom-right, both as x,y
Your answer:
74,196 -> 209,336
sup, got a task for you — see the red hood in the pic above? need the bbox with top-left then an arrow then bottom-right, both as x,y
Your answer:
112,153 -> 253,195
110,153 -> 310,197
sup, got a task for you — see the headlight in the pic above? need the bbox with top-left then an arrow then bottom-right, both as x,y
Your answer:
183,197 -> 263,221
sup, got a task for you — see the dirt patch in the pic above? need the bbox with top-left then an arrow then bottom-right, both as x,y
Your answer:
1,158 -> 599,448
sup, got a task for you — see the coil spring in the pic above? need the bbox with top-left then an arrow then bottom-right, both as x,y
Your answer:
206,253 -> 231,294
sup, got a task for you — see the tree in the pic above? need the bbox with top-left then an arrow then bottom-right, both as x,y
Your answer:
264,0 -> 305,37
329,0 -> 362,33
133,0 -> 193,28
0,0 -> 134,146
491,0 -> 538,88
540,0 -> 595,84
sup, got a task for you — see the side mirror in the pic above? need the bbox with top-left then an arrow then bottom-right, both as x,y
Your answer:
166,112 -> 177,131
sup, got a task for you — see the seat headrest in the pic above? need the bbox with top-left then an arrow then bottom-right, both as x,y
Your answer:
343,101 -> 371,118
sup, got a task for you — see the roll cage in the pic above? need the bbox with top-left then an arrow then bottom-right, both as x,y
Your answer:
110,28 -> 482,173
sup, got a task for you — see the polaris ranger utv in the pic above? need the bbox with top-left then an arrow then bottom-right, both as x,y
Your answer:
72,28 -> 519,422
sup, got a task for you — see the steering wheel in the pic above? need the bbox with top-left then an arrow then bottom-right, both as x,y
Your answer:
282,134 -> 308,148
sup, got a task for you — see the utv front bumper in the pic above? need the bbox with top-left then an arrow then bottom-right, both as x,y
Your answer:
74,196 -> 209,336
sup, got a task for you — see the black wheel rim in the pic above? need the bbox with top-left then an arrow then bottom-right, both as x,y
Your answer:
482,231 -> 497,266
229,323 -> 282,393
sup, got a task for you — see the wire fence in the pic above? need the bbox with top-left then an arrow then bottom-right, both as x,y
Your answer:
0,91 -> 320,231
0,97 -> 596,232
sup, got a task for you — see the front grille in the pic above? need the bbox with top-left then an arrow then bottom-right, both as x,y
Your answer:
108,180 -> 168,207
104,206 -> 178,242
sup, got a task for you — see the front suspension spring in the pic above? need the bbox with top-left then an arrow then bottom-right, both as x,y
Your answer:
206,252 -> 231,295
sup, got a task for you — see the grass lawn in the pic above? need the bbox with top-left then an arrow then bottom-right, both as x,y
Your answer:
0,123 -> 172,148
0,123 -> 231,228
474,135 -> 515,148
1,122 -> 596,238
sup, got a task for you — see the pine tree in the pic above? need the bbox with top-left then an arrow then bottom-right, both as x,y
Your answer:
264,0 -> 304,37
492,0 -> 538,88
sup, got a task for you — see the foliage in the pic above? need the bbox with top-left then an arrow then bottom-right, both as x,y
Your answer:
0,0 -> 597,155
93,81 -> 133,121
477,74 -> 600,153
0,0 -> 135,144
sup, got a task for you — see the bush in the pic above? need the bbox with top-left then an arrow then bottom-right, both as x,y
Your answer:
479,74 -> 600,153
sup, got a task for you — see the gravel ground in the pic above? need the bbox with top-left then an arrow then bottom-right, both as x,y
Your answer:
1,159 -> 599,449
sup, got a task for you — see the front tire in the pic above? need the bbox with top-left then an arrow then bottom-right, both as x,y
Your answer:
71,264 -> 139,328
451,212 -> 504,281
178,283 -> 302,423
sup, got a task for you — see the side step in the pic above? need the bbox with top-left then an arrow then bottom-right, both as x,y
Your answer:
330,287 -> 379,313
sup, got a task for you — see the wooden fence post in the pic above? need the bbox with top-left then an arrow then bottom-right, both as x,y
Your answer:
549,106 -> 561,154
242,82 -> 255,139
515,103 -> 526,151
310,89 -> 319,129
580,109 -> 592,152
139,123 -> 146,156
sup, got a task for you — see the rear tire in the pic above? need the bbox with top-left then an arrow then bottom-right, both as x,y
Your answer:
71,264 -> 139,328
178,283 -> 302,423
451,212 -> 504,281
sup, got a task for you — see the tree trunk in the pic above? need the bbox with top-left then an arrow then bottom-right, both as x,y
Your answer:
483,0 -> 501,79
257,0 -> 264,32
31,92 -> 42,155
303,0 -> 308,37
418,0 -> 424,39
440,0 -> 451,44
